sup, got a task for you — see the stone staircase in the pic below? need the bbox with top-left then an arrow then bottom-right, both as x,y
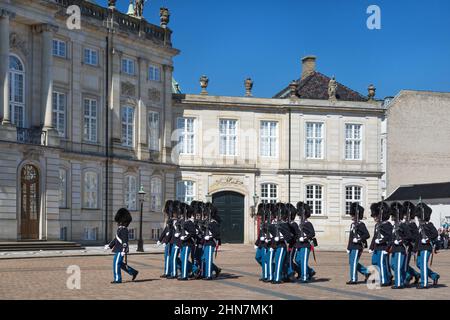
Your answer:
0,241 -> 85,252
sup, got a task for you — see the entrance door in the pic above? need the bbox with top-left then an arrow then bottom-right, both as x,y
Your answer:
212,191 -> 244,243
20,164 -> 40,240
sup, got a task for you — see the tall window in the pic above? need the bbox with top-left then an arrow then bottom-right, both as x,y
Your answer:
52,39 -> 66,58
58,168 -> 67,208
177,117 -> 195,154
84,48 -> 98,66
148,112 -> 160,151
83,227 -> 98,241
83,171 -> 98,209
121,58 -> 135,75
9,55 -> 25,128
52,92 -> 66,137
148,65 -> 161,81
124,175 -> 137,211
150,177 -> 162,212
260,121 -> 278,157
306,122 -> 324,159
345,124 -> 362,160
345,186 -> 362,215
261,183 -> 278,203
176,181 -> 195,204
84,98 -> 97,143
121,106 -> 134,147
306,185 -> 323,215
219,119 -> 237,156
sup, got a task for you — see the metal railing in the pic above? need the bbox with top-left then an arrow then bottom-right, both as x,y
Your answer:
17,127 -> 46,145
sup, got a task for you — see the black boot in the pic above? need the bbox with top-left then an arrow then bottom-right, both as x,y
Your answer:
132,271 -> 139,281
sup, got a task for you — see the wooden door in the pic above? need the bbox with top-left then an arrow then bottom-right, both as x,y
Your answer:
20,164 -> 40,240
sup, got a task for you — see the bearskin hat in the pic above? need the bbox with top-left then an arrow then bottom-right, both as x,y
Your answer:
350,202 -> 364,220
415,202 -> 432,222
379,202 -> 391,221
275,202 -> 287,220
370,202 -> 380,218
257,203 -> 267,216
296,201 -> 311,219
403,201 -> 416,220
172,200 -> 181,217
163,200 -> 173,217
390,202 -> 404,221
114,208 -> 132,227
286,203 -> 297,221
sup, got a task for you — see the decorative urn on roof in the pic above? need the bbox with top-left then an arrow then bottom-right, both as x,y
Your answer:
160,7 -> 170,28
200,75 -> 209,95
289,80 -> 299,98
244,78 -> 253,97
328,76 -> 337,101
368,84 -> 376,101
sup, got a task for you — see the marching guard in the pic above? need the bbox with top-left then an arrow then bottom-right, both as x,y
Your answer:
201,202 -> 222,280
178,203 -> 196,280
346,202 -> 370,285
158,200 -> 175,278
255,203 -> 269,281
167,200 -> 182,279
403,201 -> 421,286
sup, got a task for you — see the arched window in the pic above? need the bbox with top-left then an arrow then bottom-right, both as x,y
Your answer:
9,55 -> 25,128
260,183 -> 278,203
124,175 -> 137,210
58,168 -> 68,208
306,184 -> 323,215
176,180 -> 195,204
150,177 -> 162,211
83,171 -> 98,209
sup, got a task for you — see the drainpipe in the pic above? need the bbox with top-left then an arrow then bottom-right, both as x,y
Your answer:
288,108 -> 291,203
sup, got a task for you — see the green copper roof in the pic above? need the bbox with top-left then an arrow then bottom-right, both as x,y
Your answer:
172,78 -> 181,94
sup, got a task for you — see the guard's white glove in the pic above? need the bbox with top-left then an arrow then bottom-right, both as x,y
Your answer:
174,233 -> 180,238
260,236 -> 265,241
375,239 -> 381,244
421,238 -> 428,244
369,249 -> 374,254
382,250 -> 388,255
346,250 -> 350,254
120,251 -> 125,257
264,239 -> 269,243
274,237 -> 280,242
299,237 -> 305,242
104,244 -> 110,250
198,244 -> 203,249
353,238 -> 359,243
394,240 -> 400,245
180,236 -> 186,241
156,241 -> 161,246
204,236 -> 211,240
166,232 -> 170,236
254,245 -> 258,250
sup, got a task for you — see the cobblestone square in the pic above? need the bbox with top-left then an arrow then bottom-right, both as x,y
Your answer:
1,245 -> 448,300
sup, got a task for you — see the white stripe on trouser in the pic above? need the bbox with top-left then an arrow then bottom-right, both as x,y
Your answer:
208,246 -> 212,278
397,253 -> 401,287
276,248 -> 284,282
352,251 -> 358,282
303,248 -> 307,281
183,247 -> 188,278
268,249 -> 273,280
165,247 -> 170,275
423,251 -> 428,287
172,247 -> 178,276
115,253 -> 120,282
263,253 -> 267,278
380,251 -> 385,284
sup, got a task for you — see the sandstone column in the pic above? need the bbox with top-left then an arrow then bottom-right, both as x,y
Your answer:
0,9 -> 15,125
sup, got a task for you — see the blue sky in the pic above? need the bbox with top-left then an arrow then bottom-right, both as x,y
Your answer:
97,0 -> 450,98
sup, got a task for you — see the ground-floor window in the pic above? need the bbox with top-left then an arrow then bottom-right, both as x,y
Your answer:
306,184 -> 323,215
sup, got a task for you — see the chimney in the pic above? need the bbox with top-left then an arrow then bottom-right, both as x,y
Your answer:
301,55 -> 317,80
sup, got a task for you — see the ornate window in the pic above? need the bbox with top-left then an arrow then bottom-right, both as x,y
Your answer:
150,177 -> 162,212
124,175 -> 137,211
261,183 -> 278,203
177,117 -> 195,154
121,58 -> 135,75
306,122 -> 324,159
52,39 -> 66,58
84,48 -> 98,66
148,65 -> 161,81
84,98 -> 97,143
52,91 -> 66,137
58,168 -> 68,208
219,119 -> 237,156
260,121 -> 278,157
345,185 -> 362,215
121,106 -> 134,147
345,124 -> 362,160
306,184 -> 323,215
176,180 -> 195,204
83,171 -> 98,209
9,55 -> 25,128
148,112 -> 160,151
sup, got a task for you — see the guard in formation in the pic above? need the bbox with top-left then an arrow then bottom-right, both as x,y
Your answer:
158,200 -> 222,280
255,202 -> 318,284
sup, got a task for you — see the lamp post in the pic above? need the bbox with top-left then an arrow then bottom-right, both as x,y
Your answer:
137,185 -> 146,252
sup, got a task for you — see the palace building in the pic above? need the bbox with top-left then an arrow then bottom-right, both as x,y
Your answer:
0,0 -> 386,248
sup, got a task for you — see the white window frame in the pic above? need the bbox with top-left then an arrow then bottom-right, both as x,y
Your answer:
124,175 -> 137,211
305,122 -> 324,159
260,183 -> 278,204
260,121 -> 278,158
121,106 -> 134,147
121,57 -> 135,75
84,47 -> 98,66
306,184 -> 323,215
52,39 -> 67,58
345,185 -> 363,215
150,177 -> 163,212
148,64 -> 161,81
58,168 -> 68,208
129,228 -> 136,240
176,180 -> 195,204
84,98 -> 98,143
9,55 -> 25,128
177,117 -> 195,155
148,111 -> 160,152
219,119 -> 238,156
52,91 -> 66,137
83,227 -> 98,241
345,124 -> 363,160
83,171 -> 99,209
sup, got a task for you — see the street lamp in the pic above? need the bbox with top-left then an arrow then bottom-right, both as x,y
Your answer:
251,193 -> 260,218
137,185 -> 146,252
205,193 -> 212,203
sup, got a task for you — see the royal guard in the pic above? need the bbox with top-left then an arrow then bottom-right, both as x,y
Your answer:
255,203 -> 269,281
346,202 -> 370,285
191,201 -> 205,279
201,202 -> 221,280
262,203 -> 275,283
403,201 -> 421,286
167,201 -> 182,279
158,200 -> 174,278
286,203 -> 299,282
178,203 -> 196,281
415,202 -> 440,289
105,208 -> 139,284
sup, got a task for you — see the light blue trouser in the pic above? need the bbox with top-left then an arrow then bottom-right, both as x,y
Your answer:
163,243 -> 173,276
417,250 -> 439,287
287,247 -> 297,278
192,245 -> 203,274
202,245 -> 216,278
405,249 -> 420,282
390,252 -> 406,287
180,245 -> 192,279
255,247 -> 266,279
273,246 -> 286,282
349,249 -> 368,282
263,247 -> 274,281
170,245 -> 181,277
371,250 -> 390,285
295,247 -> 315,281
112,252 -> 137,283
